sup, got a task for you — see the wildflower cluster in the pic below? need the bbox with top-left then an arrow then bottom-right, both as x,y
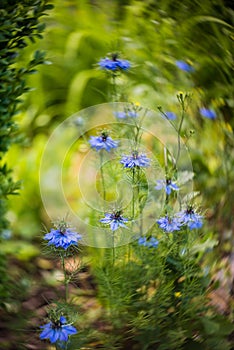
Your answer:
38,51 -> 225,350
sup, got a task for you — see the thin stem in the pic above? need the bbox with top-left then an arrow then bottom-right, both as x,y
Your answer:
176,111 -> 185,165
137,168 -> 143,235
164,147 -> 169,210
164,146 -> 168,176
112,233 -> 115,265
61,254 -> 68,302
100,151 -> 106,201
111,73 -> 118,102
132,167 -> 135,219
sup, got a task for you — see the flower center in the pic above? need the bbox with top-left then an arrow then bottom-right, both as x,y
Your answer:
132,151 -> 139,159
101,131 -> 108,142
113,211 -> 122,220
186,207 -> 194,215
112,53 -> 118,61
52,320 -> 62,329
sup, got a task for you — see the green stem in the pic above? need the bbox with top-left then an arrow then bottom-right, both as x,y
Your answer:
61,254 -> 68,302
111,73 -> 118,102
163,147 -> 169,211
112,233 -> 115,265
136,168 -> 143,235
176,105 -> 185,166
100,151 -> 106,201
132,167 -> 135,218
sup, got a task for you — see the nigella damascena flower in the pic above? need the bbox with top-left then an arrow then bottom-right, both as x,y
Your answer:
100,211 -> 128,231
114,110 -> 137,119
44,225 -> 82,250
138,236 -> 159,248
200,107 -> 217,120
40,316 -> 77,344
89,131 -> 118,152
176,60 -> 194,72
177,207 -> 203,230
165,111 -> 177,120
98,53 -> 131,71
120,151 -> 150,168
157,216 -> 181,233
155,179 -> 179,195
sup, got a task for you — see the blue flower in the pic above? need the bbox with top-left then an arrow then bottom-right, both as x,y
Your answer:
100,211 -> 128,231
114,110 -> 137,119
114,111 -> 127,119
98,54 -> 131,71
40,316 -> 77,344
128,110 -> 138,118
176,60 -> 194,72
44,228 -> 82,250
177,207 -> 203,230
164,111 -> 177,120
120,151 -> 150,168
200,107 -> 217,120
89,132 -> 118,152
157,216 -> 181,233
155,179 -> 179,195
138,236 -> 159,248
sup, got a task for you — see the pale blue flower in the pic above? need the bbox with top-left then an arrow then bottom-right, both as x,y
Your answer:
165,111 -> 177,120
200,108 -> 216,120
157,216 -> 181,232
114,110 -> 138,119
44,228 -> 82,250
176,60 -> 194,72
100,211 -> 128,231
120,151 -> 150,168
98,55 -> 131,71
40,316 -> 77,344
177,207 -> 203,230
89,132 -> 118,152
155,179 -> 179,195
138,236 -> 159,248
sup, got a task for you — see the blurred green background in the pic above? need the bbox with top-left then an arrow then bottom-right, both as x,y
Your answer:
5,0 -> 234,255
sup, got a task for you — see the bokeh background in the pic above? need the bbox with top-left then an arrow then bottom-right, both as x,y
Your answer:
1,0 -> 233,349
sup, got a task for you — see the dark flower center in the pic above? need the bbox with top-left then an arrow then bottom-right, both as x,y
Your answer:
132,151 -> 139,159
113,211 -> 122,220
57,222 -> 67,234
112,53 -> 118,61
52,320 -> 62,329
166,179 -> 171,185
101,131 -> 108,142
186,207 -> 194,215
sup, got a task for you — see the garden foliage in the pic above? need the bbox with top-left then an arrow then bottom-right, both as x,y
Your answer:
0,0 -> 52,304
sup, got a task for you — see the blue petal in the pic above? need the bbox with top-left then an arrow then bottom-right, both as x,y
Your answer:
40,327 -> 53,340
110,221 -> 119,231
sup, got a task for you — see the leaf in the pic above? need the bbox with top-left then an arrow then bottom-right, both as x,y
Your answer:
190,15 -> 233,29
